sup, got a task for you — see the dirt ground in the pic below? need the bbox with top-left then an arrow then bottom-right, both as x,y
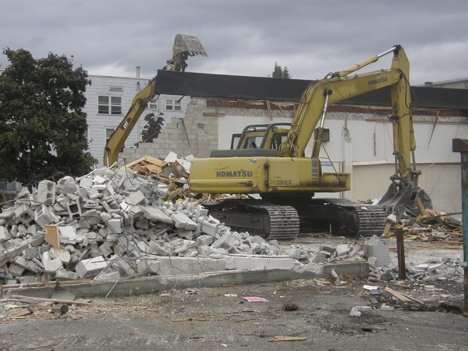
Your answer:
1,236 -> 467,351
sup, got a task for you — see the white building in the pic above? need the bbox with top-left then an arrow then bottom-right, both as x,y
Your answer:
84,73 -> 191,167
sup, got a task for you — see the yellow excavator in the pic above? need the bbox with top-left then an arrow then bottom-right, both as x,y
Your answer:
103,34 -> 207,167
189,45 -> 432,240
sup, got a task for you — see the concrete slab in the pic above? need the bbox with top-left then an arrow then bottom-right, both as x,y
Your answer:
0,261 -> 369,299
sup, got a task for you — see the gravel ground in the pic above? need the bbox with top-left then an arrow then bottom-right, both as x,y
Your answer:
1,235 -> 467,351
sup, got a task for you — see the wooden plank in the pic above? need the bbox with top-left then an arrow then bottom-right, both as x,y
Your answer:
270,336 -> 308,342
45,225 -> 60,249
384,287 -> 424,304
11,295 -> 92,306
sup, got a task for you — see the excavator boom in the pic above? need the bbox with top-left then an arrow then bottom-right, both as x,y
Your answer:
103,34 -> 206,167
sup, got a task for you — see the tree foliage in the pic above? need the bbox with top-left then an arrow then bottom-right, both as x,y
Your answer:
272,62 -> 291,79
139,112 -> 165,145
0,48 -> 96,186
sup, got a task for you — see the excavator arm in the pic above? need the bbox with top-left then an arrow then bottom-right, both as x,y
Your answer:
103,34 -> 207,167
280,45 -> 416,184
103,78 -> 158,167
277,45 -> 429,214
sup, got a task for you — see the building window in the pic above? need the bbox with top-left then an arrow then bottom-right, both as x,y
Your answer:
148,98 -> 159,110
165,98 -> 181,111
106,128 -> 115,142
98,95 -> 122,115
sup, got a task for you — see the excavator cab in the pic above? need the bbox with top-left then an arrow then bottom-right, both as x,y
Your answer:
166,34 -> 208,72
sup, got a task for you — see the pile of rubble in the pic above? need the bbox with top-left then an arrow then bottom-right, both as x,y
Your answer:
382,206 -> 462,244
1,166 -> 326,285
364,235 -> 464,284
0,153 -> 464,288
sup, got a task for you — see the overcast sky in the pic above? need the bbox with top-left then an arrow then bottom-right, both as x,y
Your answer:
1,0 -> 467,85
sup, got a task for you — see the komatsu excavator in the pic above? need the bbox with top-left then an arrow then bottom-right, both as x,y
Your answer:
103,34 -> 207,167
189,45 -> 432,240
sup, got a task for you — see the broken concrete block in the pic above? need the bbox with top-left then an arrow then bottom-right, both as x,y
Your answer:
35,205 -> 59,229
0,208 -> 15,221
55,268 -> 80,280
108,256 -> 136,277
75,256 -> 108,279
108,218 -> 123,234
98,242 -> 113,257
211,232 -> 238,251
196,206 -> 209,217
58,226 -> 78,243
147,240 -> 171,256
42,254 -> 63,273
196,234 -> 215,247
125,190 -> 146,206
8,262 -> 26,277
367,244 -> 391,267
49,247 -> 71,264
170,212 -> 198,230
13,256 -> 41,273
16,187 -> 32,200
87,187 -> 101,200
79,177 -> 94,189
19,275 -> 43,284
0,226 -> 11,243
178,229 -> 194,240
201,220 -> 221,236
142,206 -> 173,224
335,244 -> 350,258
36,180 -> 56,205
67,199 -> 83,220
14,204 -> 35,226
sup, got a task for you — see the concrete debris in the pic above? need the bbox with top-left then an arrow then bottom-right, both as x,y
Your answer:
1,165 -> 370,285
365,236 -> 464,284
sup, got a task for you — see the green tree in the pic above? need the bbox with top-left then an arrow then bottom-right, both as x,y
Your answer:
137,112 -> 165,146
272,62 -> 291,79
0,48 -> 96,186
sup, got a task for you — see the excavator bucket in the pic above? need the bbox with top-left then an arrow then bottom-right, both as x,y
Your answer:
167,34 -> 207,72
173,34 -> 208,57
378,181 -> 433,217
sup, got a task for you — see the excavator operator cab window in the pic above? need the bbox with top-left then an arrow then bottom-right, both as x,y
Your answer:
269,133 -> 289,149
245,136 -> 263,149
230,134 -> 241,149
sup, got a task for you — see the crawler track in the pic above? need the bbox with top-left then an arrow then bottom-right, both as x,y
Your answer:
204,198 -> 387,240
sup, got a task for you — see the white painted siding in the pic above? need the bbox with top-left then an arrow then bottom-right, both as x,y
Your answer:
84,75 -> 189,167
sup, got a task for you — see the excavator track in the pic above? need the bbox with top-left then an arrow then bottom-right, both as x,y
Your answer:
204,198 -> 386,240
203,199 -> 300,240
298,198 -> 387,238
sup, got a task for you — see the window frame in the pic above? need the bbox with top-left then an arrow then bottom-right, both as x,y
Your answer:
98,95 -> 122,115
165,98 -> 182,111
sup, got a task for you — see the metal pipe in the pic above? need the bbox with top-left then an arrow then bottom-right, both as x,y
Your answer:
319,90 -> 331,128
396,228 -> 407,280
452,138 -> 468,318
377,46 -> 398,59
335,45 -> 398,78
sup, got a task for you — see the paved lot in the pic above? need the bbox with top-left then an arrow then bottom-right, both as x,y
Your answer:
1,236 -> 467,351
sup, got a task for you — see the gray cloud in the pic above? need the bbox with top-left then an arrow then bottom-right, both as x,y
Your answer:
1,0 -> 467,85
